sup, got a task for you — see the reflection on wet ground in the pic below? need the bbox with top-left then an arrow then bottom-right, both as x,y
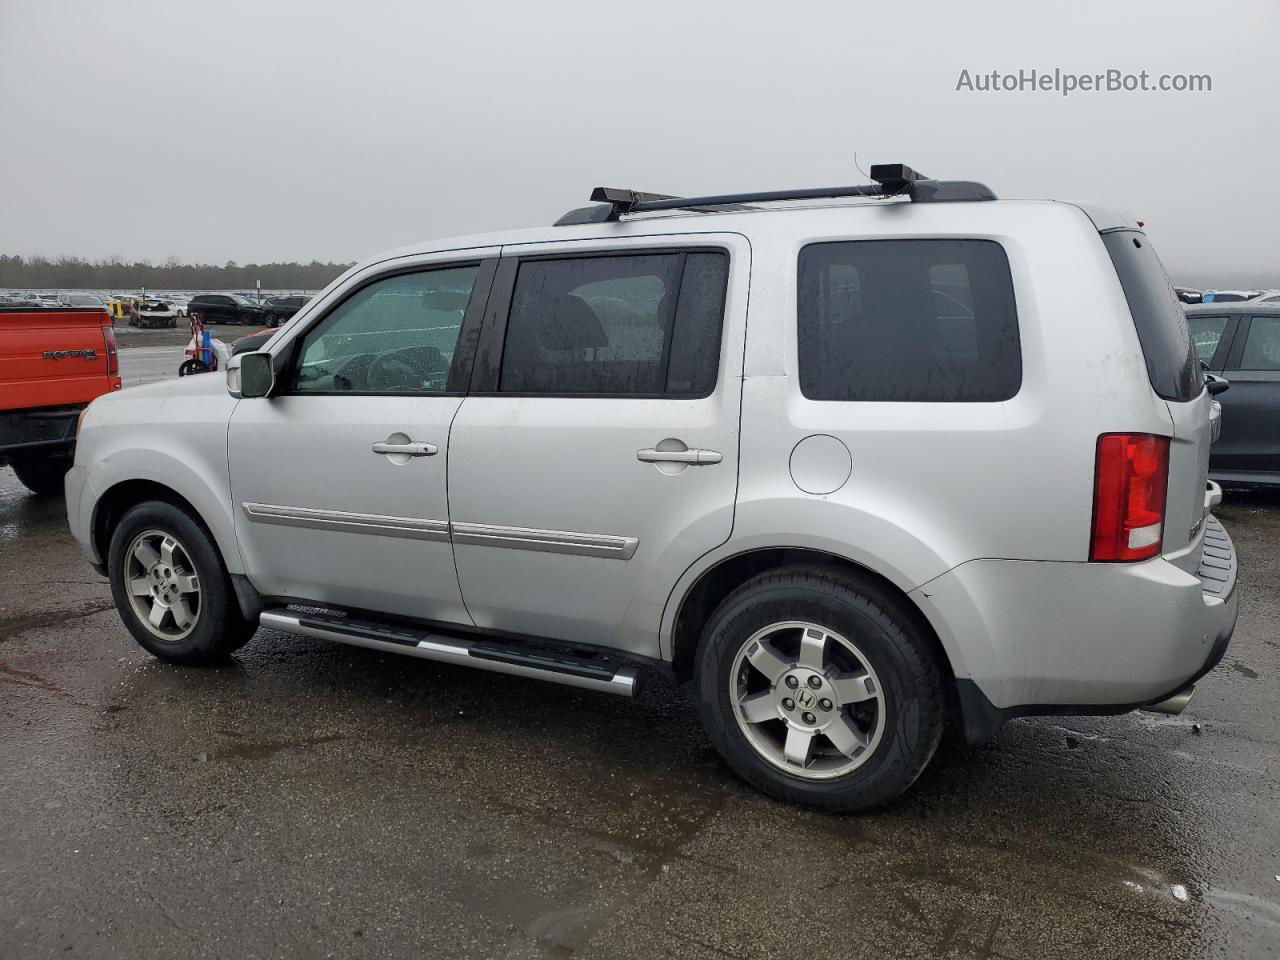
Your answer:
2,401 -> 1279,957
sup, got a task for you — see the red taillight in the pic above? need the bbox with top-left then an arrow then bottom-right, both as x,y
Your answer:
102,325 -> 119,377
1090,433 -> 1170,562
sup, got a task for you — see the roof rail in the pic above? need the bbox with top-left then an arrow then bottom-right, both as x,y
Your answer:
553,164 -> 997,225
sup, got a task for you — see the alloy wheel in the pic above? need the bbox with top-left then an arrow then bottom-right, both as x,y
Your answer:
729,620 -> 886,780
123,529 -> 201,642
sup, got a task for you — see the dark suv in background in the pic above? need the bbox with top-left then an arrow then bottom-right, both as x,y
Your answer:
261,295 -> 311,327
1187,302 -> 1280,486
188,293 -> 264,325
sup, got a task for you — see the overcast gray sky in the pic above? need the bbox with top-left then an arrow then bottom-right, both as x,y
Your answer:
1,0 -> 1276,284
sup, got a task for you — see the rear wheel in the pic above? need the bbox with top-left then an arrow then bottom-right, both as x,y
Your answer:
10,456 -> 71,496
695,566 -> 945,811
108,501 -> 256,664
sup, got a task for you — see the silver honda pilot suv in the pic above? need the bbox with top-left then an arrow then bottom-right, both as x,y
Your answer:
66,166 -> 1238,810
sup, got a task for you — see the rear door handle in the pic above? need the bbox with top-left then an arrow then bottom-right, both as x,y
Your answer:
637,447 -> 722,465
372,441 -> 437,457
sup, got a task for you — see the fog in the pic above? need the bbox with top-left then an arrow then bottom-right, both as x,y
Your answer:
1,0 -> 1277,285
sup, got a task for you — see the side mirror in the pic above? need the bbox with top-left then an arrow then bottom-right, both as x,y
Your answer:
1205,373 -> 1230,397
228,352 -> 275,399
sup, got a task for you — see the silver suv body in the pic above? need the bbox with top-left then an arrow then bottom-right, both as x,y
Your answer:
66,170 -> 1238,809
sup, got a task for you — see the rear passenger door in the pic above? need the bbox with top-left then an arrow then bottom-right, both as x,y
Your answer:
447,235 -> 749,655
1216,314 -> 1280,474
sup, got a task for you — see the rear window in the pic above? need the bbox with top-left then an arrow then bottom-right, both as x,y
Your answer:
797,239 -> 1021,402
1102,231 -> 1200,400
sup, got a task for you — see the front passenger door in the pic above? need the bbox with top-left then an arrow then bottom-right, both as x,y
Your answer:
229,254 -> 496,623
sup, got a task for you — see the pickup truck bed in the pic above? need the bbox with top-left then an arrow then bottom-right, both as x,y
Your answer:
1,307 -> 121,494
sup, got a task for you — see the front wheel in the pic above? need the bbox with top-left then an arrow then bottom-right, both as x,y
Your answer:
107,501 -> 257,664
695,566 -> 945,812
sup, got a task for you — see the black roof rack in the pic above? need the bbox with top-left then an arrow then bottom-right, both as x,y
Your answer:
554,164 -> 997,225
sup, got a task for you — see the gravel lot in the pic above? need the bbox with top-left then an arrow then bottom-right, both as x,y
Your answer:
2,334 -> 1278,959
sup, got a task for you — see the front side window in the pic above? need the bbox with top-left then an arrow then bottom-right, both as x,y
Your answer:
1187,315 -> 1229,364
498,251 -> 728,396
798,239 -> 1021,402
1239,316 -> 1280,370
290,265 -> 479,394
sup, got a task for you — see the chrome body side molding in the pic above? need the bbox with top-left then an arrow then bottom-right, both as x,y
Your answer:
241,502 -> 450,542
451,521 -> 639,560
241,503 -> 639,559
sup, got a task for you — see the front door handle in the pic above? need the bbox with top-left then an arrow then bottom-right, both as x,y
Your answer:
637,447 -> 722,465
372,440 -> 437,457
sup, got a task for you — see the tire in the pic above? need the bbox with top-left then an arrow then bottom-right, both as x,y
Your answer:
694,566 -> 945,812
10,456 -> 71,496
107,500 -> 257,665
178,359 -> 208,377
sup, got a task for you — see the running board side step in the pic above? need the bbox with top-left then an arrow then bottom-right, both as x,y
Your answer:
258,609 -> 639,697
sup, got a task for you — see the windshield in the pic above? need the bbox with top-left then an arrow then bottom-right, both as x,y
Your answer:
229,294 -> 255,305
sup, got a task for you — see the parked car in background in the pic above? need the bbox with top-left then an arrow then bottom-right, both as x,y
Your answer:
1255,291 -> 1280,304
68,165 -> 1236,811
188,293 -> 265,325
2,305 -> 120,494
21,293 -> 61,307
129,297 -> 178,328
1186,302 -> 1280,486
261,295 -> 310,327
1174,286 -> 1203,304
57,293 -> 109,310
159,294 -> 191,317
1203,289 -> 1264,303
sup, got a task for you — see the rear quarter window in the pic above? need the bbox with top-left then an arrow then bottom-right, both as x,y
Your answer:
797,238 -> 1021,402
1103,231 -> 1200,401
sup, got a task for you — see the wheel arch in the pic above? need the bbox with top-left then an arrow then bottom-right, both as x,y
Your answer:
665,545 -> 969,733
91,476 -> 242,579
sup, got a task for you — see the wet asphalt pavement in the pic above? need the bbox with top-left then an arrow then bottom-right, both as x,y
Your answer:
2,333 -> 1279,959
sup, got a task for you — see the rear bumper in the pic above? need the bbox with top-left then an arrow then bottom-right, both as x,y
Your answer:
0,407 -> 82,463
913,515 -> 1238,741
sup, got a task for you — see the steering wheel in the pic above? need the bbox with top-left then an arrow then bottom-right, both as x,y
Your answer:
367,353 -> 421,391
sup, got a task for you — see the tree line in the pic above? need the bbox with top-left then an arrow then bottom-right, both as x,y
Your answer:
0,255 -> 354,291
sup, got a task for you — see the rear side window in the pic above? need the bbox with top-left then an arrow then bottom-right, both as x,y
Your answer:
499,251 -> 728,396
797,239 -> 1021,402
1102,231 -> 1200,400
1240,316 -> 1280,370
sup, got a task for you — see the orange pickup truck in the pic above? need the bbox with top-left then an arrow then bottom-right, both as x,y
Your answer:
0,307 -> 121,494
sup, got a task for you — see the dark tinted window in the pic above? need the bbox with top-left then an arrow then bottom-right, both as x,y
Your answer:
797,239 -> 1020,402
499,251 -> 727,396
1240,316 -> 1280,370
1102,231 -> 1200,400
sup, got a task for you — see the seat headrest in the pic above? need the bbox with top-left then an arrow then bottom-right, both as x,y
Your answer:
539,294 -> 608,351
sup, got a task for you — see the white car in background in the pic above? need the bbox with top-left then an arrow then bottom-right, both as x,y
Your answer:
161,294 -> 191,317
